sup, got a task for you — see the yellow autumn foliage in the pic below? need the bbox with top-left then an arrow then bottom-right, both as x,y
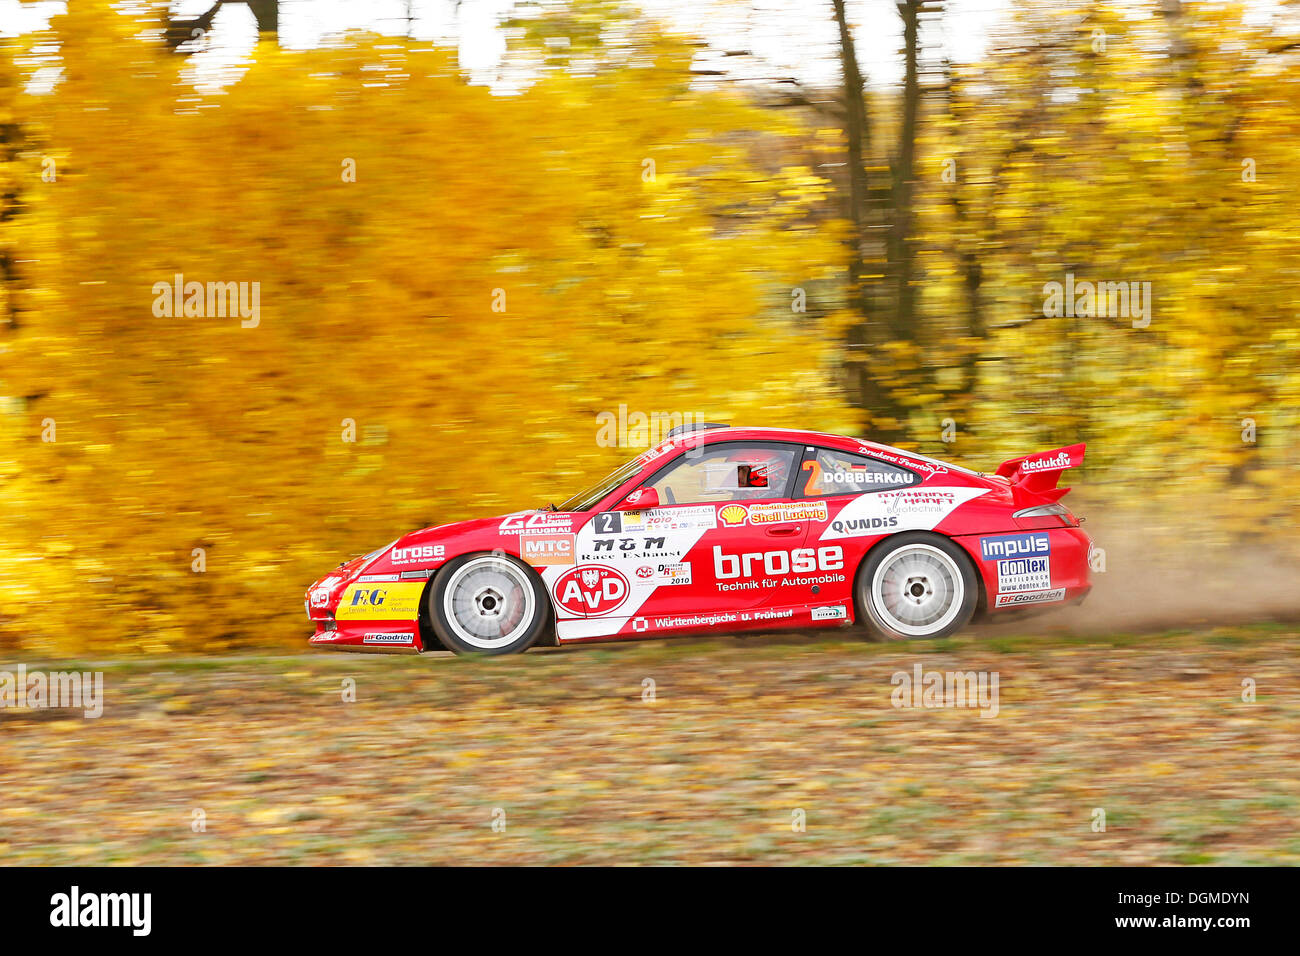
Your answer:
3,0 -> 1300,657
0,4 -> 849,654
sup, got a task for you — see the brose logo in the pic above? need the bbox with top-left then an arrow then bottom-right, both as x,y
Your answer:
390,544 -> 445,564
713,545 -> 843,580
554,565 -> 630,616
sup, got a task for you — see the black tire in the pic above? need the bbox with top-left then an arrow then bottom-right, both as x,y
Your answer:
855,532 -> 979,641
428,552 -> 550,656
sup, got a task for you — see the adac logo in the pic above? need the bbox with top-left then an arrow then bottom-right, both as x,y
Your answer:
719,505 -> 748,526
554,565 -> 630,616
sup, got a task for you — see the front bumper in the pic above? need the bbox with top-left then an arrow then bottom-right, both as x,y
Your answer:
309,618 -> 423,652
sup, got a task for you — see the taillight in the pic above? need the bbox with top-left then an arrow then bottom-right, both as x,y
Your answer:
1012,503 -> 1077,529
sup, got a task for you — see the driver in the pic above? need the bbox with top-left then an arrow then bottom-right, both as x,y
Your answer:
724,449 -> 790,500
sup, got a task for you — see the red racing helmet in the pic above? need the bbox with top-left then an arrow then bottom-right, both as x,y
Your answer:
724,449 -> 790,493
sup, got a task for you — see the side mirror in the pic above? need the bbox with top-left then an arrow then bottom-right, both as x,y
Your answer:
616,487 -> 659,510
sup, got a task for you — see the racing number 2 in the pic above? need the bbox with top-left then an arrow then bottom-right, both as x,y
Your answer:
801,458 -> 821,496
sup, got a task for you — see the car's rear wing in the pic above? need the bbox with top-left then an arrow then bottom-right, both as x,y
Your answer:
994,443 -> 1085,503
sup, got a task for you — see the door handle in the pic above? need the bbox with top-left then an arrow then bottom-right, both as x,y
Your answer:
765,525 -> 802,537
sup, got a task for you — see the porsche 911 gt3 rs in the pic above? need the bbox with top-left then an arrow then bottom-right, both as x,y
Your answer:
305,424 -> 1093,655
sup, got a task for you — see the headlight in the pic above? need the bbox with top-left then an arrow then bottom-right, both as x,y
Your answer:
310,576 -> 341,607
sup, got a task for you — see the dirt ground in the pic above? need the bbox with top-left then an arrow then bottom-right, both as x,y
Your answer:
2,622 -> 1296,864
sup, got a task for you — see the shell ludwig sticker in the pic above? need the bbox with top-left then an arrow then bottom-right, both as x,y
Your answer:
819,486 -> 989,540
553,565 -> 631,616
719,501 -> 829,526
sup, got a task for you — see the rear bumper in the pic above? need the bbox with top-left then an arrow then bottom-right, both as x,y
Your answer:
954,525 -> 1092,615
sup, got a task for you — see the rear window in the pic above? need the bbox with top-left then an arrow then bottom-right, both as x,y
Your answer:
798,448 -> 918,497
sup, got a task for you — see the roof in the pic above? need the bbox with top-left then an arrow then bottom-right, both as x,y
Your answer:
670,426 -> 983,477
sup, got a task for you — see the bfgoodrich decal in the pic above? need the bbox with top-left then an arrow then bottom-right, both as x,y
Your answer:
994,588 -> 1066,608
363,632 -> 412,644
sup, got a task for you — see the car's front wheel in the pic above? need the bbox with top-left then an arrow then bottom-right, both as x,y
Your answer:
428,553 -> 551,655
856,532 -> 979,640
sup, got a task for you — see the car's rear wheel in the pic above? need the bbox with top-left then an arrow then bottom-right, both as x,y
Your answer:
856,532 -> 978,641
429,553 -> 550,655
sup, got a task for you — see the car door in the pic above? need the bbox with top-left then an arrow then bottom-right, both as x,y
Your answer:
614,440 -> 812,627
791,444 -> 922,618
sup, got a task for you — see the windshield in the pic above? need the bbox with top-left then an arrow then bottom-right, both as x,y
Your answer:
556,454 -> 647,513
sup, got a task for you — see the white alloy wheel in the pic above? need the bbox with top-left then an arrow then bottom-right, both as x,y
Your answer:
440,555 -> 538,651
863,538 -> 977,640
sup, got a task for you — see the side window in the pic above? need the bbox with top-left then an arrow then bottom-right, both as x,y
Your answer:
647,443 -> 800,506
797,448 -> 918,497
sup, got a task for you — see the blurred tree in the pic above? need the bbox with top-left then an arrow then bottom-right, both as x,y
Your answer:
916,0 -> 1300,508
0,0 -> 847,655
832,0 -> 946,446
164,0 -> 279,51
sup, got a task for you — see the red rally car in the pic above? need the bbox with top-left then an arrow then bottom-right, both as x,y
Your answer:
305,425 -> 1094,655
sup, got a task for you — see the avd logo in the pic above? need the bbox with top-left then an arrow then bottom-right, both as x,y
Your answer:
554,565 -> 630,616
